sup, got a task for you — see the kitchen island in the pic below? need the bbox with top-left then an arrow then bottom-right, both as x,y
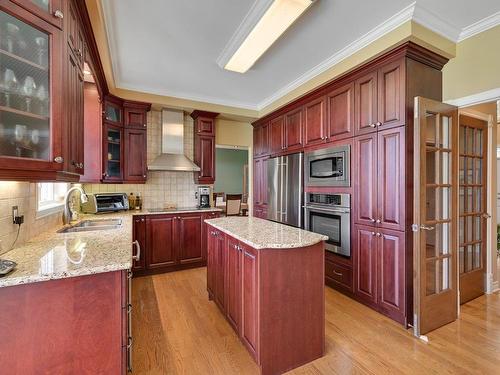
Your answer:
205,217 -> 327,375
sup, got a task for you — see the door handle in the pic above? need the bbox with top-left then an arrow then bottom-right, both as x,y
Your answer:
132,240 -> 141,261
482,213 -> 491,219
420,225 -> 435,231
333,270 -> 343,277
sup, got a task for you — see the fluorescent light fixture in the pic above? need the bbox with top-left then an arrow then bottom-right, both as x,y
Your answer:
224,0 -> 314,73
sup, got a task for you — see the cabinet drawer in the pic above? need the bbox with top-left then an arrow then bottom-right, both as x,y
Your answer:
325,260 -> 352,290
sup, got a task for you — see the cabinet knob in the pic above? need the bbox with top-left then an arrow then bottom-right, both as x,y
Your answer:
143,124 -> 147,127
376,122 -> 382,127
371,232 -> 376,236
376,219 -> 381,224
80,163 -> 84,168
141,218 -> 145,222
370,218 -> 376,223
369,123 -> 376,128
143,175 -> 147,178
53,10 -> 64,19
54,156 -> 64,163
376,232 -> 381,237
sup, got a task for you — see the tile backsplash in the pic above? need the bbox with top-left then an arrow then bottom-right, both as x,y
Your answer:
83,109 -> 202,209
0,182 -> 62,255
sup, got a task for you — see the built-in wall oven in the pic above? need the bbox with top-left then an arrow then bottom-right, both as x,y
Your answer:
304,145 -> 350,187
304,193 -> 350,257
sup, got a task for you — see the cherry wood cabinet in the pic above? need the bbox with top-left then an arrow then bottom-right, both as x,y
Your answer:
206,224 -> 325,375
192,110 -> 218,184
269,116 -> 284,155
123,128 -> 147,182
240,243 -> 259,360
303,96 -> 326,147
102,96 -> 150,183
325,251 -> 353,295
354,127 -> 405,231
326,82 -> 354,141
0,270 -> 128,374
353,224 -> 405,323
253,122 -> 269,157
284,107 -> 303,151
133,211 -> 220,276
226,236 -> 242,332
81,82 -> 101,183
354,70 -> 378,136
11,0 -> 64,29
377,59 -> 405,129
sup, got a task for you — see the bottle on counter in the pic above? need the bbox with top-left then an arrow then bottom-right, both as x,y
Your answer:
135,193 -> 142,210
129,193 -> 136,210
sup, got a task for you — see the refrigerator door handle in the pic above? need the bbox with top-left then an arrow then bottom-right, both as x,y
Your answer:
282,156 -> 288,223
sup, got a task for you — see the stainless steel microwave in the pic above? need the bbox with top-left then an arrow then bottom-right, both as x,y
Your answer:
304,145 -> 350,187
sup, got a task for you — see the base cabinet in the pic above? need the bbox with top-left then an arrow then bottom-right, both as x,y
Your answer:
206,224 -> 325,375
0,271 -> 128,373
132,211 -> 220,276
353,224 -> 406,323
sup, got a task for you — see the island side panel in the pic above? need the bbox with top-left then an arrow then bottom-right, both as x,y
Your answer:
0,271 -> 124,374
258,242 -> 325,375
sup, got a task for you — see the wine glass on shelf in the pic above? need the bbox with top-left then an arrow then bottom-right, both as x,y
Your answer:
35,36 -> 47,67
6,22 -> 19,54
3,68 -> 19,108
36,84 -> 48,116
22,76 -> 37,112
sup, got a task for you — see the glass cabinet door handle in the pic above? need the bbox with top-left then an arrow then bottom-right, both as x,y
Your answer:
53,10 -> 64,19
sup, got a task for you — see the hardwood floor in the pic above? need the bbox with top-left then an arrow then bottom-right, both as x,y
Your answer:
132,267 -> 500,375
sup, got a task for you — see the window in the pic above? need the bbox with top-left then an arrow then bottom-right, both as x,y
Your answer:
37,183 -> 69,215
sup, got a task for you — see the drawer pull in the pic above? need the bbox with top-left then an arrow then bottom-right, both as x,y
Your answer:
333,269 -> 343,277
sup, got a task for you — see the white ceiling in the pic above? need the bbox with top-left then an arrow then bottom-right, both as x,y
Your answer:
101,0 -> 500,111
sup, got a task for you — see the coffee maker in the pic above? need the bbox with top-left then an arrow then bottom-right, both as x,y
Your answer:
197,186 -> 210,208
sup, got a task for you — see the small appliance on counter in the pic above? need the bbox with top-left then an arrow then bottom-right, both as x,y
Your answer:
81,193 -> 129,214
196,186 -> 211,208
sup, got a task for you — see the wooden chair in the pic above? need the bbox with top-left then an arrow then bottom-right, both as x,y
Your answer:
225,194 -> 242,216
213,192 -> 225,207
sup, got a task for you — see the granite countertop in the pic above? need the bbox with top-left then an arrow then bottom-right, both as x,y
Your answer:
205,217 -> 328,250
0,207 -> 223,288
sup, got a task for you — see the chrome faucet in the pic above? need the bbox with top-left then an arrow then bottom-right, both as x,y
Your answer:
63,186 -> 88,225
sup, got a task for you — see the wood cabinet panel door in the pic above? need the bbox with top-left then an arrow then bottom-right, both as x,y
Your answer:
253,127 -> 262,157
146,216 -> 176,268
197,135 -> 215,183
378,59 -> 405,129
196,117 -> 215,136
303,97 -> 326,146
377,229 -> 405,320
124,108 -> 147,128
214,232 -> 226,311
178,214 -> 203,264
269,116 -> 284,154
206,229 -> 216,296
11,0 -> 63,29
261,122 -> 270,156
124,128 -> 147,182
226,237 -> 242,332
326,82 -> 354,141
355,70 -> 378,136
377,127 -> 405,231
132,216 -> 146,271
284,108 -> 303,151
353,225 -> 378,306
241,244 -> 259,360
353,134 -> 377,226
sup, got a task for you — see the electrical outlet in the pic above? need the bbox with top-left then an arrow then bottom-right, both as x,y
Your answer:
12,206 -> 18,224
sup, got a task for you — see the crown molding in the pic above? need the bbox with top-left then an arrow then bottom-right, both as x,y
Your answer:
412,3 -> 461,42
444,87 -> 500,107
458,11 -> 500,42
216,0 -> 275,70
255,2 -> 416,110
116,82 -> 259,111
100,0 -> 121,91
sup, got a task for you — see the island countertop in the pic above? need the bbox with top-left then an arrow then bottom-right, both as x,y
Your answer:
205,216 -> 327,250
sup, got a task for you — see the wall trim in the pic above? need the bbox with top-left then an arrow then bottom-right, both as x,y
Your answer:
492,280 -> 500,293
412,3 -> 460,42
445,88 -> 500,107
458,11 -> 500,42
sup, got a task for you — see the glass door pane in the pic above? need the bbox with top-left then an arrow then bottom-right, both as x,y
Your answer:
105,126 -> 122,179
0,10 -> 50,160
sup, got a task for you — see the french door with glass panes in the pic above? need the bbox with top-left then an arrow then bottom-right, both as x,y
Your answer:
459,115 -> 488,304
0,2 -> 63,171
413,97 -> 458,336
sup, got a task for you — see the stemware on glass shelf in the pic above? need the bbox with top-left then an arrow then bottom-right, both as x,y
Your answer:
22,76 -> 37,112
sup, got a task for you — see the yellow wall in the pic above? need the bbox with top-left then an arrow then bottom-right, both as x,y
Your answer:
443,25 -> 500,102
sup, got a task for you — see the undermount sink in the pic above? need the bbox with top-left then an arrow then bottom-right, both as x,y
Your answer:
58,218 -> 123,233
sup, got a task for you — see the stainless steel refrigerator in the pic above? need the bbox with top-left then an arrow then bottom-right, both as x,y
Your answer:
267,152 -> 303,227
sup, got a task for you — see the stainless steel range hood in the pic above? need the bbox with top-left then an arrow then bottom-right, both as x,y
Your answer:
148,109 -> 200,172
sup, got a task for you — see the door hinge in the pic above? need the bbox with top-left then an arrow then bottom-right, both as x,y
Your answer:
411,224 -> 419,232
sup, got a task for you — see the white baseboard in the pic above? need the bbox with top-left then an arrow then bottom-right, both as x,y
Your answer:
492,280 -> 500,293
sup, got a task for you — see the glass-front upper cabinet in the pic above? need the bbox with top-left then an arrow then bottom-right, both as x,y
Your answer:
0,3 -> 62,171
104,98 -> 123,125
103,124 -> 123,182
10,0 -> 64,29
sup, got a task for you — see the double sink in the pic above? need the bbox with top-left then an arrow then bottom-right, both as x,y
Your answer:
58,218 -> 123,233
